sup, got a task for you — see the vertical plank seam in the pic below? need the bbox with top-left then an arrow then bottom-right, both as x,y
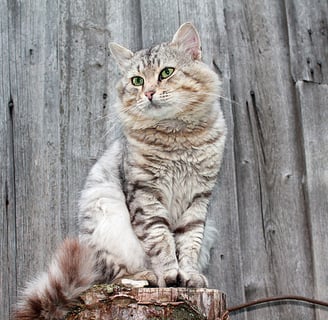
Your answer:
7,92 -> 18,306
283,4 -> 317,316
294,81 -> 318,319
6,1 -> 19,307
59,0 -> 71,236
176,0 -> 181,25
231,101 -> 248,319
137,0 -> 144,48
223,7 -> 248,316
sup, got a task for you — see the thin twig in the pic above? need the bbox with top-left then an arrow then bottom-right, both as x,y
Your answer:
221,295 -> 328,319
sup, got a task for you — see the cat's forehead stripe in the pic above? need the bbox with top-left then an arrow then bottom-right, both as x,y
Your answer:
136,45 -> 163,71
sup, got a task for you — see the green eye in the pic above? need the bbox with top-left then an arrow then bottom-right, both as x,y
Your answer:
131,76 -> 144,86
159,67 -> 175,80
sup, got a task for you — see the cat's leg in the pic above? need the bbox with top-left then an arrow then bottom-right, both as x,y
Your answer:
80,186 -> 150,284
79,140 -> 154,284
94,246 -> 157,286
175,196 -> 210,288
130,190 -> 179,287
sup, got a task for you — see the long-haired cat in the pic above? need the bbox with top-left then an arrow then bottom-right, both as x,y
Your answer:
13,22 -> 226,319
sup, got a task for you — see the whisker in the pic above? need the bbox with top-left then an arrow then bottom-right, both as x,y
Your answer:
190,91 -> 242,107
92,113 -> 112,123
100,128 -> 112,141
164,89 -> 242,107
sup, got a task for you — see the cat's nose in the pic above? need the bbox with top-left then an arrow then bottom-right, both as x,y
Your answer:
144,90 -> 156,101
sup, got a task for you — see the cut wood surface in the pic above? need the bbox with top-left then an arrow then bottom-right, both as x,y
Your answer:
1,1 -> 327,320
65,285 -> 227,320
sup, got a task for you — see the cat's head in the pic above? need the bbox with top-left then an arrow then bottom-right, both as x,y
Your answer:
110,23 -> 221,129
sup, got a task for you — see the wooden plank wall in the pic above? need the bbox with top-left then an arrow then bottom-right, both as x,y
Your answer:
1,1 -> 327,319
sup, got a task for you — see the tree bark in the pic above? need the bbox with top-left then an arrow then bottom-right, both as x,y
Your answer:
66,285 -> 227,320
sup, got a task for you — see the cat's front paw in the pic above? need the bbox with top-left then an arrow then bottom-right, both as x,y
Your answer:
178,270 -> 208,288
114,270 -> 158,287
132,270 -> 158,287
164,268 -> 180,287
156,268 -> 179,287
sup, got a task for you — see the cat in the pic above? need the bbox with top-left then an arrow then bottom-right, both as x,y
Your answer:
13,22 -> 226,319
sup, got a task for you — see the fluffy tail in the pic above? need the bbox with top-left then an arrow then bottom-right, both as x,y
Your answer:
13,238 -> 98,320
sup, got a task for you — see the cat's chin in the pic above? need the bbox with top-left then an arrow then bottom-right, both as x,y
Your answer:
145,104 -> 177,121
147,101 -> 163,110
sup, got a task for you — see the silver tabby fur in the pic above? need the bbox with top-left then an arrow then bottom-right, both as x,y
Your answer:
14,23 -> 226,319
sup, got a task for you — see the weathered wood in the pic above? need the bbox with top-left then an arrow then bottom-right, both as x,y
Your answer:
296,81 -> 328,320
0,1 -> 16,317
1,1 -> 327,320
66,285 -> 227,320
285,0 -> 328,84
224,1 -> 316,319
59,0 -> 114,236
6,0 -> 63,290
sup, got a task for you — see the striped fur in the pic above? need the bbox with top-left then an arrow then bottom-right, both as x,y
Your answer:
13,23 -> 226,319
13,239 -> 98,319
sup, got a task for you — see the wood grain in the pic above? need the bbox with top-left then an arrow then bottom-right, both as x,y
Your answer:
66,285 -> 227,320
224,1 -> 316,319
0,1 -> 16,317
296,81 -> 328,320
6,0 -> 63,289
285,0 -> 328,84
1,1 -> 327,319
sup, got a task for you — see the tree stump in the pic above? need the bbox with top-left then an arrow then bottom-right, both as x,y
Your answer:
66,284 -> 227,320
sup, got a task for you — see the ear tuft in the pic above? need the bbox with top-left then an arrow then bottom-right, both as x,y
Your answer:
109,42 -> 134,70
171,22 -> 201,60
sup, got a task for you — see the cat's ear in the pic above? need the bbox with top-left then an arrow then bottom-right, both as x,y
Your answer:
109,42 -> 134,70
171,22 -> 201,60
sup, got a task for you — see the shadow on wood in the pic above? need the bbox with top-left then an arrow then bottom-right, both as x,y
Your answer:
66,285 -> 227,320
